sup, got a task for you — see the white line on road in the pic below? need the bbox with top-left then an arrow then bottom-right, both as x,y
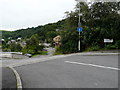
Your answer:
8,66 -> 22,90
65,61 -> 120,71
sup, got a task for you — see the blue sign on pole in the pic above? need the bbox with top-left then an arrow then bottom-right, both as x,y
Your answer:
77,27 -> 82,32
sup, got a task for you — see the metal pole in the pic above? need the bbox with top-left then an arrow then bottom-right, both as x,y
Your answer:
78,1 -> 81,51
78,31 -> 80,51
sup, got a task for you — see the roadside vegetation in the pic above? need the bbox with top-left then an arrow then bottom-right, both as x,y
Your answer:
1,1 -> 120,56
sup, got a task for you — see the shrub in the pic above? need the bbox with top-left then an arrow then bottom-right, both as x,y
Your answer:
38,51 -> 48,55
115,40 -> 120,49
59,30 -> 78,54
54,46 -> 63,55
106,44 -> 117,50
86,45 -> 100,51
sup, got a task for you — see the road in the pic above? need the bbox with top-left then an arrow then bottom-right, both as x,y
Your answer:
1,53 -> 119,89
14,55 -> 118,88
2,67 -> 16,88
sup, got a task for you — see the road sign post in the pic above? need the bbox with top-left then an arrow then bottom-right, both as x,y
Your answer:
77,27 -> 82,51
77,1 -> 82,52
104,39 -> 113,48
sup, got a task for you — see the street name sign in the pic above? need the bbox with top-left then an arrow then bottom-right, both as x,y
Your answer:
104,39 -> 113,43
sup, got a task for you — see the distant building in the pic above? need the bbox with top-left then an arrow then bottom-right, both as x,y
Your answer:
56,29 -> 62,32
1,39 -> 5,41
8,37 -> 12,39
53,35 -> 61,47
7,40 -> 16,44
11,40 -> 16,42
43,43 -> 50,47
0,39 -> 5,44
7,41 -> 11,44
20,41 -> 26,48
17,37 -> 22,41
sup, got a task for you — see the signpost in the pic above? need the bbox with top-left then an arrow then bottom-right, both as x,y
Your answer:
77,27 -> 82,51
77,0 -> 83,52
104,39 -> 113,48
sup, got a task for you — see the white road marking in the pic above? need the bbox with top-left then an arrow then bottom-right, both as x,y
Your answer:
65,61 -> 120,71
8,66 -> 22,90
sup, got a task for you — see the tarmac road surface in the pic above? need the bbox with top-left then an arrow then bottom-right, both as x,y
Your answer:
13,55 -> 119,88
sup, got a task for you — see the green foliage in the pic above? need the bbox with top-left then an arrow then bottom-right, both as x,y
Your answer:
63,11 -> 78,30
54,46 -> 63,55
38,51 -> 48,55
115,40 -> 120,49
46,31 -> 58,44
106,44 -> 118,50
23,34 -> 45,55
86,45 -> 100,51
21,48 -> 28,54
59,30 -> 79,54
2,20 -> 65,41
8,43 -> 22,52
27,50 -> 35,55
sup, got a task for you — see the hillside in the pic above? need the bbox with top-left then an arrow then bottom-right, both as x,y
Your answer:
2,19 -> 65,40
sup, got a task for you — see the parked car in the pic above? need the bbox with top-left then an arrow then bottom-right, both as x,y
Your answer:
25,53 -> 32,58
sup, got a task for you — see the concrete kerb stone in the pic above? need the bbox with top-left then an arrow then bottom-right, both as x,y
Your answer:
60,52 -> 119,57
7,66 -> 22,90
76,53 -> 119,56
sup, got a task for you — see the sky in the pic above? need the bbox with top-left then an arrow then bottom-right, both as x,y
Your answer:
0,0 -> 76,31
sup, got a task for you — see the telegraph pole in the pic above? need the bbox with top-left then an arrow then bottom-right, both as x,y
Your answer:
78,1 -> 81,51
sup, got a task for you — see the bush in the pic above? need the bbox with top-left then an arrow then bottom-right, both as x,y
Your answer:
54,46 -> 63,55
115,40 -> 120,49
27,50 -> 35,55
86,45 -> 100,51
59,30 -> 78,54
106,44 -> 117,50
38,51 -> 48,55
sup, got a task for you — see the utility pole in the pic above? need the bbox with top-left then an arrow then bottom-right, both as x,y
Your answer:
78,1 -> 81,51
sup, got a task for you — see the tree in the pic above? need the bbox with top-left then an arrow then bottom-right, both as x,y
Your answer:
24,34 -> 44,54
46,31 -> 58,43
9,43 -> 22,52
58,30 -> 79,54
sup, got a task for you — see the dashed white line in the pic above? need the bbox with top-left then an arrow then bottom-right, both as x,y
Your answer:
65,61 -> 120,71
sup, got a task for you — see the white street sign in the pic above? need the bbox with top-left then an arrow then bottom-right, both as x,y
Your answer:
104,39 -> 113,43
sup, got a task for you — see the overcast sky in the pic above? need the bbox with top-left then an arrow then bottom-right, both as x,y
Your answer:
0,0 -> 76,31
